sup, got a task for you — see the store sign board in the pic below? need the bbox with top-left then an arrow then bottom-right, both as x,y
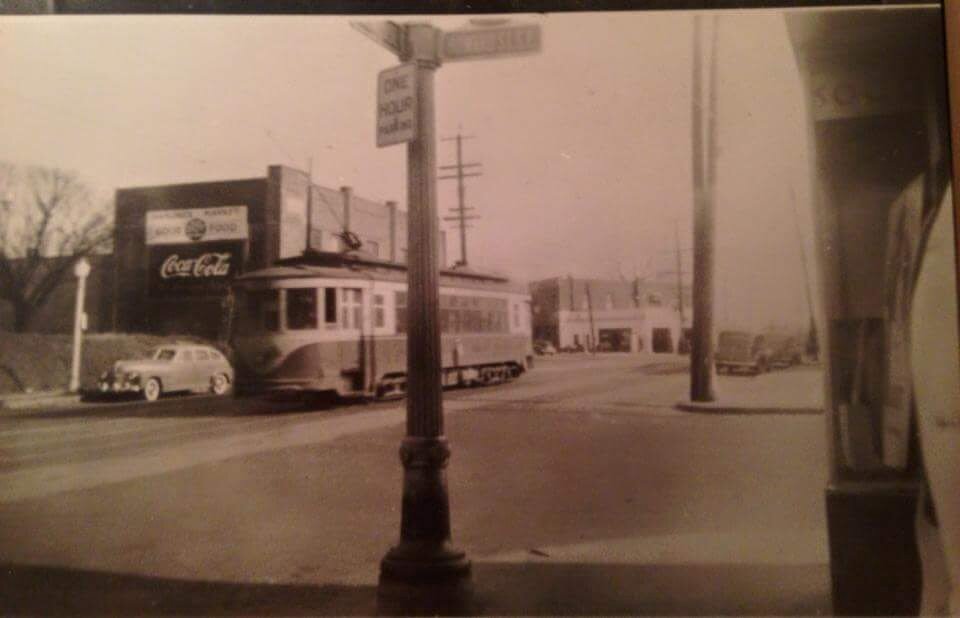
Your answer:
146,206 -> 248,245
147,240 -> 244,298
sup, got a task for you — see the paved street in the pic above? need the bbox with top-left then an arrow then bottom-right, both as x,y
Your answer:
0,355 -> 829,615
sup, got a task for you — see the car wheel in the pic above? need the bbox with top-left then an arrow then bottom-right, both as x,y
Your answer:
211,373 -> 230,396
143,378 -> 162,402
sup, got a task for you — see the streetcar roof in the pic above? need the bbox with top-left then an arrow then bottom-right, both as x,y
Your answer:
235,249 -> 528,294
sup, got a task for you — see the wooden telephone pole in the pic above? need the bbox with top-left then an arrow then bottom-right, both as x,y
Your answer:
440,132 -> 482,266
690,14 -> 719,402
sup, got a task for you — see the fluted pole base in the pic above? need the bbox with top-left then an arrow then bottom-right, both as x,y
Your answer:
378,437 -> 472,615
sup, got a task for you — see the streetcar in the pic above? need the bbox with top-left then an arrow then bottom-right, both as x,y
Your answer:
229,248 -> 533,400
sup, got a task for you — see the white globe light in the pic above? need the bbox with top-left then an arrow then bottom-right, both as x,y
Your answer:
74,257 -> 91,279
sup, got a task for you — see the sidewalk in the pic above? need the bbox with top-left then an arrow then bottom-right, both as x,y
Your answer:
0,389 -> 80,411
676,364 -> 825,415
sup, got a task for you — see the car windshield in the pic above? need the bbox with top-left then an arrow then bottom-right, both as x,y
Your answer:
152,348 -> 177,361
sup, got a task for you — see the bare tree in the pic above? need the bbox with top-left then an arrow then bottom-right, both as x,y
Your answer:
0,163 -> 112,332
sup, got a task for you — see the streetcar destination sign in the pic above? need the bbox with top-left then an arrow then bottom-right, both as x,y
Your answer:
442,24 -> 541,62
377,63 -> 417,147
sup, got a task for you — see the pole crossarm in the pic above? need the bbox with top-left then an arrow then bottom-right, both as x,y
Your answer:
438,173 -> 483,180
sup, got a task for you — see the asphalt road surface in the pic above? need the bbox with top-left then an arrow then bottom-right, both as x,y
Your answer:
0,354 -> 830,615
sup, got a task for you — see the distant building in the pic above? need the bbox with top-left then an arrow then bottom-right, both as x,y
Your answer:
529,276 -> 692,353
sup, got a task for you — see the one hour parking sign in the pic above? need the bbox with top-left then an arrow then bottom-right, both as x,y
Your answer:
377,63 -> 417,147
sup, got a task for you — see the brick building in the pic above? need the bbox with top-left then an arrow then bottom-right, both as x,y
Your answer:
530,276 -> 692,353
0,165 -> 446,337
110,164 -> 446,338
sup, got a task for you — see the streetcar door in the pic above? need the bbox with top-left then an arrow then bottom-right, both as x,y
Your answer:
340,288 -> 365,390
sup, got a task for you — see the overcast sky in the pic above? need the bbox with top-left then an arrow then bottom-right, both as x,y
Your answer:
0,10 -> 818,331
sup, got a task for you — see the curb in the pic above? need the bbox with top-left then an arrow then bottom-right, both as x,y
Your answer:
0,391 -> 82,411
675,401 -> 823,415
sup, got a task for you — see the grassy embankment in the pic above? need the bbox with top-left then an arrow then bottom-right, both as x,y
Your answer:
0,333 -> 212,395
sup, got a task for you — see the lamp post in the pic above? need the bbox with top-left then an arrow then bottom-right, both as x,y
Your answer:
69,257 -> 91,393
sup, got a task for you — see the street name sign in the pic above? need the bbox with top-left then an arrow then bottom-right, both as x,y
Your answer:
377,63 -> 417,148
351,21 -> 403,56
442,24 -> 541,62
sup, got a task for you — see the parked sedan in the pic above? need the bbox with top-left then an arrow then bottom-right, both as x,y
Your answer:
533,340 -> 557,355
715,331 -> 771,375
98,343 -> 234,401
764,333 -> 804,368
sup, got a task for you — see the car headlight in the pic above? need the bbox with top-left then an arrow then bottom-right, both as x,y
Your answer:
100,371 -> 108,380
125,372 -> 140,382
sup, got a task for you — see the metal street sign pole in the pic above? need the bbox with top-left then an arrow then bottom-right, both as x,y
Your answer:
375,23 -> 472,615
357,19 -> 541,613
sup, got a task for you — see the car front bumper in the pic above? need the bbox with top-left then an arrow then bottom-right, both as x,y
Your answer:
98,378 -> 142,393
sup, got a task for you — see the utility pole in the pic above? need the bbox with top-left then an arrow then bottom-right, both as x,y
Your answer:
585,281 -> 596,352
674,218 -> 686,323
690,14 -> 719,402
306,157 -> 314,252
439,132 -> 482,266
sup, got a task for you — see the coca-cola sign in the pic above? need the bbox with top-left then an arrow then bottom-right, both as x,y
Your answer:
148,240 -> 244,297
160,253 -> 232,279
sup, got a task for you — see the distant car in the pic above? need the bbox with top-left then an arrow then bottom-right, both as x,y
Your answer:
533,340 -> 557,355
764,333 -> 803,368
715,331 -> 771,375
98,343 -> 234,401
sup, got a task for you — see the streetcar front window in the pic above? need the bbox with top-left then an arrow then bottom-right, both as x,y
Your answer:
247,289 -> 280,332
286,288 -> 318,330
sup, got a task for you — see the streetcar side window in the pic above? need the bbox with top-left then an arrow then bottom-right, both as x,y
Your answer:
287,287 -> 318,330
247,289 -> 280,332
396,291 -> 407,334
373,294 -> 385,328
341,288 -> 362,329
324,288 -> 338,327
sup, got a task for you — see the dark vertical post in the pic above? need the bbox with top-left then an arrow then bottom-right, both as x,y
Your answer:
379,23 -> 471,615
585,281 -> 596,351
674,218 -> 685,323
690,15 -> 717,402
340,185 -> 353,238
387,200 -> 398,262
306,159 -> 313,252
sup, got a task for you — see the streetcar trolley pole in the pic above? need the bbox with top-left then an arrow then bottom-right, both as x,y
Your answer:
353,19 -> 540,615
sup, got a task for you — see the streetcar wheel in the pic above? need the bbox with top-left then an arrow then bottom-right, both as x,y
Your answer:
143,378 -> 162,402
